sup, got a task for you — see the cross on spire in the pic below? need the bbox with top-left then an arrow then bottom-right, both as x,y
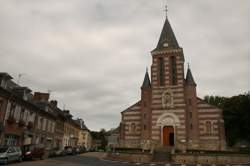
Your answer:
164,5 -> 168,17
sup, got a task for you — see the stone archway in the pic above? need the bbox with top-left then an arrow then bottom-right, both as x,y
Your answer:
156,113 -> 180,147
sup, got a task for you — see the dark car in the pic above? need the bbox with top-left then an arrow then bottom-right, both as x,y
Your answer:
22,145 -> 45,160
79,146 -> 86,154
72,147 -> 80,154
64,146 -> 73,155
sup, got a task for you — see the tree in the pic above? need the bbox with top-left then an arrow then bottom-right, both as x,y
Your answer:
204,92 -> 250,146
90,129 -> 108,150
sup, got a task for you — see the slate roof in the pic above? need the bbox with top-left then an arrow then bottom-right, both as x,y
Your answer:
0,72 -> 13,79
121,100 -> 141,113
81,123 -> 89,131
153,17 -> 180,51
185,67 -> 196,86
141,70 -> 151,88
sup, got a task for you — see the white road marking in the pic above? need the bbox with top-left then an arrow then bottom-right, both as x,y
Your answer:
122,161 -> 129,164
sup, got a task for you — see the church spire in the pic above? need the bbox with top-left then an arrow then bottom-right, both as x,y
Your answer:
141,68 -> 151,88
153,7 -> 179,51
185,64 -> 196,86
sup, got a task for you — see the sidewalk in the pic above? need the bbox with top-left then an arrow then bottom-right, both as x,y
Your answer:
80,152 -> 107,158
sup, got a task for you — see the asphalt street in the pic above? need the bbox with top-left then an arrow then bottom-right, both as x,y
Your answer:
2,152 -> 250,166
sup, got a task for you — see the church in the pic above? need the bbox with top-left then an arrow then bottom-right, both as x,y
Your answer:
119,11 -> 226,151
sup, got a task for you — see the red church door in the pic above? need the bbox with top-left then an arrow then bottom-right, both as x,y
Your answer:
163,126 -> 174,147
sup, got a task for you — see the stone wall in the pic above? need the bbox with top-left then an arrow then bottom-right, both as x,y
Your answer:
107,152 -> 152,163
173,154 -> 250,165
108,151 -> 250,165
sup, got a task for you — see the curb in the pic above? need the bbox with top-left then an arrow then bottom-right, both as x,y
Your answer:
100,157 -> 250,166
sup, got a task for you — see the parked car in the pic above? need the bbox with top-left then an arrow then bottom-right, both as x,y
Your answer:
55,149 -> 66,157
72,147 -> 80,154
22,145 -> 45,160
79,146 -> 86,154
64,146 -> 73,155
48,150 -> 56,158
0,147 -> 22,164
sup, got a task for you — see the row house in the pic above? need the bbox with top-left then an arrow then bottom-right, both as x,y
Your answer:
62,110 -> 81,148
0,72 -> 88,150
0,86 -> 36,146
32,92 -> 57,150
77,119 -> 92,151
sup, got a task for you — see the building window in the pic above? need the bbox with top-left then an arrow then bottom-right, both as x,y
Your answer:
190,123 -> 193,130
144,124 -> 147,130
158,57 -> 165,86
131,123 -> 136,132
205,121 -> 212,134
20,108 -> 25,120
144,113 -> 147,119
9,103 -> 16,117
170,56 -> 177,85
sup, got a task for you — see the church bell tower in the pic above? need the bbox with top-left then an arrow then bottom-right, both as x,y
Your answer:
150,11 -> 187,149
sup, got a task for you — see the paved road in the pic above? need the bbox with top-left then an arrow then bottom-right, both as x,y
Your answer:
3,152 -> 250,166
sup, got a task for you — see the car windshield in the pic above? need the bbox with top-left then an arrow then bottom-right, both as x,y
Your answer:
0,148 -> 8,153
23,145 -> 34,152
15,147 -> 21,152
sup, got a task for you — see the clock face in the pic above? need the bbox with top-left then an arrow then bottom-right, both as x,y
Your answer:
163,42 -> 169,47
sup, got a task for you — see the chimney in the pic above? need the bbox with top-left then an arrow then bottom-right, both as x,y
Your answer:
34,92 -> 50,102
63,110 -> 69,113
50,100 -> 58,108
63,110 -> 72,118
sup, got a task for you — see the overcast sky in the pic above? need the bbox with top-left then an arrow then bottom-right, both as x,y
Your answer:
0,0 -> 249,131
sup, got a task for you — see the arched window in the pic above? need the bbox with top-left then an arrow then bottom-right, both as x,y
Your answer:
131,123 -> 136,132
158,57 -> 165,86
205,121 -> 212,134
170,56 -> 177,85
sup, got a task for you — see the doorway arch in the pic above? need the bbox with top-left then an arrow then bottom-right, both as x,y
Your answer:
156,112 -> 180,147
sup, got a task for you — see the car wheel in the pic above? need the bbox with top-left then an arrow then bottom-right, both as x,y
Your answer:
3,158 -> 8,164
40,156 -> 43,160
18,156 -> 22,162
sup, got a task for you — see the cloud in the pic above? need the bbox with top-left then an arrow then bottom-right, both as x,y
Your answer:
0,0 -> 249,130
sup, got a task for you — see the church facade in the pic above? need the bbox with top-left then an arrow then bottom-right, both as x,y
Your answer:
119,15 -> 226,151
